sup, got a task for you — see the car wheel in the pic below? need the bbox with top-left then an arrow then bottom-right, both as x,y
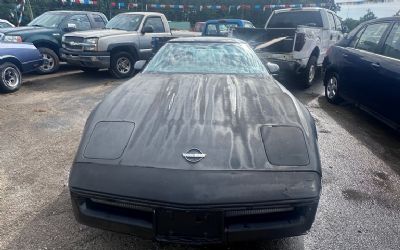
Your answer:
81,67 -> 99,73
325,72 -> 343,104
302,55 -> 317,88
0,62 -> 22,93
36,47 -> 60,74
109,51 -> 136,79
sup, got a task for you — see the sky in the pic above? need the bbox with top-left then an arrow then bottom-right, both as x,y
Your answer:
336,0 -> 400,19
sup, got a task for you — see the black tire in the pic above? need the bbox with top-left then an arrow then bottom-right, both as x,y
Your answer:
324,71 -> 343,104
109,51 -> 136,79
81,67 -> 99,73
0,62 -> 22,93
301,55 -> 317,88
36,47 -> 60,74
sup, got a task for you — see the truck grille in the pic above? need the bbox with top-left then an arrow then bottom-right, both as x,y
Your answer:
63,36 -> 85,51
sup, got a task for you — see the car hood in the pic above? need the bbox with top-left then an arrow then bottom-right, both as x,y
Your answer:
0,26 -> 57,35
65,29 -> 133,38
75,73 -> 316,171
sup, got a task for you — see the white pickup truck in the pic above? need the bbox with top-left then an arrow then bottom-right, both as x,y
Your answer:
61,12 -> 197,78
232,8 -> 345,87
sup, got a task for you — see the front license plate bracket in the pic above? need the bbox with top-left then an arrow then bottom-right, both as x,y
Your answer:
155,209 -> 224,243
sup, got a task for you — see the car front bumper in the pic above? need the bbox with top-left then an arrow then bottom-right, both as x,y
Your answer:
69,163 -> 321,244
60,49 -> 110,69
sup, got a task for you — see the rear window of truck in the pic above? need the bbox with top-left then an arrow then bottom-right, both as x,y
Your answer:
267,11 -> 323,28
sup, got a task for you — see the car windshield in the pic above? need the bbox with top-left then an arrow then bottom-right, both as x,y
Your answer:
28,12 -> 67,28
144,42 -> 268,75
106,14 -> 143,31
267,11 -> 323,28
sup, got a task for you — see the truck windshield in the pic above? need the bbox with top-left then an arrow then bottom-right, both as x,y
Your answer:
144,42 -> 268,75
106,14 -> 143,31
267,11 -> 323,28
28,12 -> 68,28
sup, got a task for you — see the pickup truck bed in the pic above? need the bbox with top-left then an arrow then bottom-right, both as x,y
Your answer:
231,7 -> 344,88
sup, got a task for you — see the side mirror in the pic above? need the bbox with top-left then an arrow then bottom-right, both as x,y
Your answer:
142,26 -> 154,34
267,62 -> 280,76
64,23 -> 77,32
134,60 -> 147,71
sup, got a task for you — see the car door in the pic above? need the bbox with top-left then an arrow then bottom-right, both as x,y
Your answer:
326,12 -> 338,47
372,22 -> 400,126
340,22 -> 391,103
139,16 -> 169,60
333,14 -> 344,42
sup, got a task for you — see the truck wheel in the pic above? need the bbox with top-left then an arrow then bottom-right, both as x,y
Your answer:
81,67 -> 99,73
37,47 -> 60,74
324,71 -> 343,104
110,51 -> 136,79
0,62 -> 22,93
302,55 -> 317,88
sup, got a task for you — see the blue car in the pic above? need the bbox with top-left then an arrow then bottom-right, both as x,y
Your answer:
323,17 -> 400,131
202,19 -> 254,36
0,42 -> 43,93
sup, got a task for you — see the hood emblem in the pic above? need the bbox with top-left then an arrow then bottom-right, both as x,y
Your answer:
182,148 -> 206,163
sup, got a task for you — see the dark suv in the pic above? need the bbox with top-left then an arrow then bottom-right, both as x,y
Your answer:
0,11 -> 107,74
323,17 -> 400,131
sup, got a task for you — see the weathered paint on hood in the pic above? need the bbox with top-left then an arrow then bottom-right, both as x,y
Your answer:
65,29 -> 133,38
75,73 -> 318,171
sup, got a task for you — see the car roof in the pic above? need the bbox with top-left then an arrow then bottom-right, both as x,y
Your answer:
274,7 -> 329,13
205,19 -> 250,24
46,10 -> 103,15
119,12 -> 164,16
168,36 -> 245,44
364,16 -> 400,24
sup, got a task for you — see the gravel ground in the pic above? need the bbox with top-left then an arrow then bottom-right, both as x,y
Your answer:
0,68 -> 399,250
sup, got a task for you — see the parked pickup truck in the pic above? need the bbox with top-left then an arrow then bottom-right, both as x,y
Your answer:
61,12 -> 198,78
231,8 -> 345,87
202,19 -> 255,37
0,11 -> 107,74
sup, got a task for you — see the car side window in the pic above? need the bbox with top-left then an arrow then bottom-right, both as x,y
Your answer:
355,22 -> 390,53
383,23 -> 400,60
143,17 -> 165,33
334,15 -> 342,31
206,24 -> 218,35
92,14 -> 106,28
66,14 -> 91,30
327,13 -> 336,30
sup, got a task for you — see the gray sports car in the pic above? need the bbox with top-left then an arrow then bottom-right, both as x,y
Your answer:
69,37 -> 321,244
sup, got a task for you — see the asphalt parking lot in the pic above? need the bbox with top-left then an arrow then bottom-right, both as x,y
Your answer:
1,67 -> 400,250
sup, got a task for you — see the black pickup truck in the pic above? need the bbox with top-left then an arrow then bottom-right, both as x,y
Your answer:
0,11 -> 107,74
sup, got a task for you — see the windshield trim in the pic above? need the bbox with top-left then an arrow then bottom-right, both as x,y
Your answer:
142,71 -> 269,77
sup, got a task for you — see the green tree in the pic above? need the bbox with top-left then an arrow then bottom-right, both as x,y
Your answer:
342,9 -> 377,32
359,9 -> 376,23
342,18 -> 359,31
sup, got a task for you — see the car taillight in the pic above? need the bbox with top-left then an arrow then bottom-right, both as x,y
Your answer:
294,33 -> 306,51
